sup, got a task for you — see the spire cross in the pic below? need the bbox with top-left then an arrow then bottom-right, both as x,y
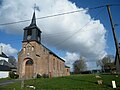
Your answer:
33,3 -> 40,12
34,3 -> 37,12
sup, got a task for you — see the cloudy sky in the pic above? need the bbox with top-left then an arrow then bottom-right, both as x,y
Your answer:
0,0 -> 120,70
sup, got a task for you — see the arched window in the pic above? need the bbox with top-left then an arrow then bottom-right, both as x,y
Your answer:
26,59 -> 33,65
27,30 -> 32,40
67,69 -> 69,72
57,60 -> 59,70
27,29 -> 32,36
37,30 -> 40,42
32,46 -> 34,51
53,59 -> 55,70
37,30 -> 41,38
26,44 -> 31,51
23,47 -> 26,52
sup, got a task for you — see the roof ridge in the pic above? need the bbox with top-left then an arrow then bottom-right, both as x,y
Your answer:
0,52 -> 8,58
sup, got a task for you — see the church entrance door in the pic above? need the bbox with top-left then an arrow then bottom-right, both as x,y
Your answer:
25,59 -> 34,79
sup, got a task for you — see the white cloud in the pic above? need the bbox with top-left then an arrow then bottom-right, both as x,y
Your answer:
64,52 -> 80,71
0,0 -> 107,69
0,43 -> 18,56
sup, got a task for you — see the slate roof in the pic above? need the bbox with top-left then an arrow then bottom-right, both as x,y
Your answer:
0,65 -> 11,71
24,11 -> 41,33
0,60 -> 13,68
0,60 -> 16,71
0,52 -> 8,58
65,65 -> 70,68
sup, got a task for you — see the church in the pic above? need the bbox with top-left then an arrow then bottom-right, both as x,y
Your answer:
18,11 -> 70,79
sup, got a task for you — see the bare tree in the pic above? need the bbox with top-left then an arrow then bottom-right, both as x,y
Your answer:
73,56 -> 87,74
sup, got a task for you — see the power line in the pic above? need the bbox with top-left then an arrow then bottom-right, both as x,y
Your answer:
109,4 -> 120,7
0,5 -> 106,26
42,32 -> 73,39
54,7 -> 105,47
0,4 -> 119,45
1,4 -> 120,27
0,5 -> 106,45
50,4 -> 120,47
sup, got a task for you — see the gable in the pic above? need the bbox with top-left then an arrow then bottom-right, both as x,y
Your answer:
0,52 -> 8,58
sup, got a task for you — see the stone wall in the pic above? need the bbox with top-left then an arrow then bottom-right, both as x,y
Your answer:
18,41 -> 70,79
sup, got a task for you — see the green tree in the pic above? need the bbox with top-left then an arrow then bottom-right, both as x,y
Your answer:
73,56 -> 87,74
97,55 -> 115,73
8,56 -> 16,67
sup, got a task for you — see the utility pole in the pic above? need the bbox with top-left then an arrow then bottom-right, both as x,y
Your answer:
106,5 -> 120,73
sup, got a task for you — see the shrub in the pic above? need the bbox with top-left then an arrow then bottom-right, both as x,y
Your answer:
9,71 -> 19,79
42,74 -> 49,78
36,74 -> 42,78
14,74 -> 19,79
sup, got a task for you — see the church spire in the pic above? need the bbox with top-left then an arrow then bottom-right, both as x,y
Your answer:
23,8 -> 42,44
30,11 -> 36,26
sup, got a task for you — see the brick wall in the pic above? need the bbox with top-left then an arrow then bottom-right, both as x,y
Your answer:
18,41 -> 70,79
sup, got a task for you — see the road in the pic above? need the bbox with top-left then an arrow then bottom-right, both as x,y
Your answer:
0,79 -> 21,86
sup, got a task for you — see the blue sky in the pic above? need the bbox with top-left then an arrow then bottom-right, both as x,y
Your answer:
0,0 -> 120,70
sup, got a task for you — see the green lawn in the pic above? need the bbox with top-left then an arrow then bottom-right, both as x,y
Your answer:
0,77 -> 12,82
0,74 -> 120,90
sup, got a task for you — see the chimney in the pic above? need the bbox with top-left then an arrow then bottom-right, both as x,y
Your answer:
0,46 -> 3,55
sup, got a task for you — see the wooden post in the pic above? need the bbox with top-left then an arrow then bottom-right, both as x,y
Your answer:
106,5 -> 120,73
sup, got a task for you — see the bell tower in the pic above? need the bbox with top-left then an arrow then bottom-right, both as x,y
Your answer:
23,11 -> 42,44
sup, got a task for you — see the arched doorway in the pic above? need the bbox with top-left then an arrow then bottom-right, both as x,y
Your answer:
25,59 -> 34,79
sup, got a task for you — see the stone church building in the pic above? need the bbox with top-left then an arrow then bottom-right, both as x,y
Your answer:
18,12 -> 70,79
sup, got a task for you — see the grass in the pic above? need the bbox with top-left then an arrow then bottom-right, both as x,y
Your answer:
0,74 -> 120,90
0,77 -> 12,82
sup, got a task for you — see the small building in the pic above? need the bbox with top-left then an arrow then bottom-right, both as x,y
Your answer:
91,69 -> 101,74
64,66 -> 70,76
0,65 -> 11,78
0,52 -> 8,62
18,11 -> 70,79
0,52 -> 11,78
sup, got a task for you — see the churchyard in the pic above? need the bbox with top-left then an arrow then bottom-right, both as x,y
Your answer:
0,74 -> 120,90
